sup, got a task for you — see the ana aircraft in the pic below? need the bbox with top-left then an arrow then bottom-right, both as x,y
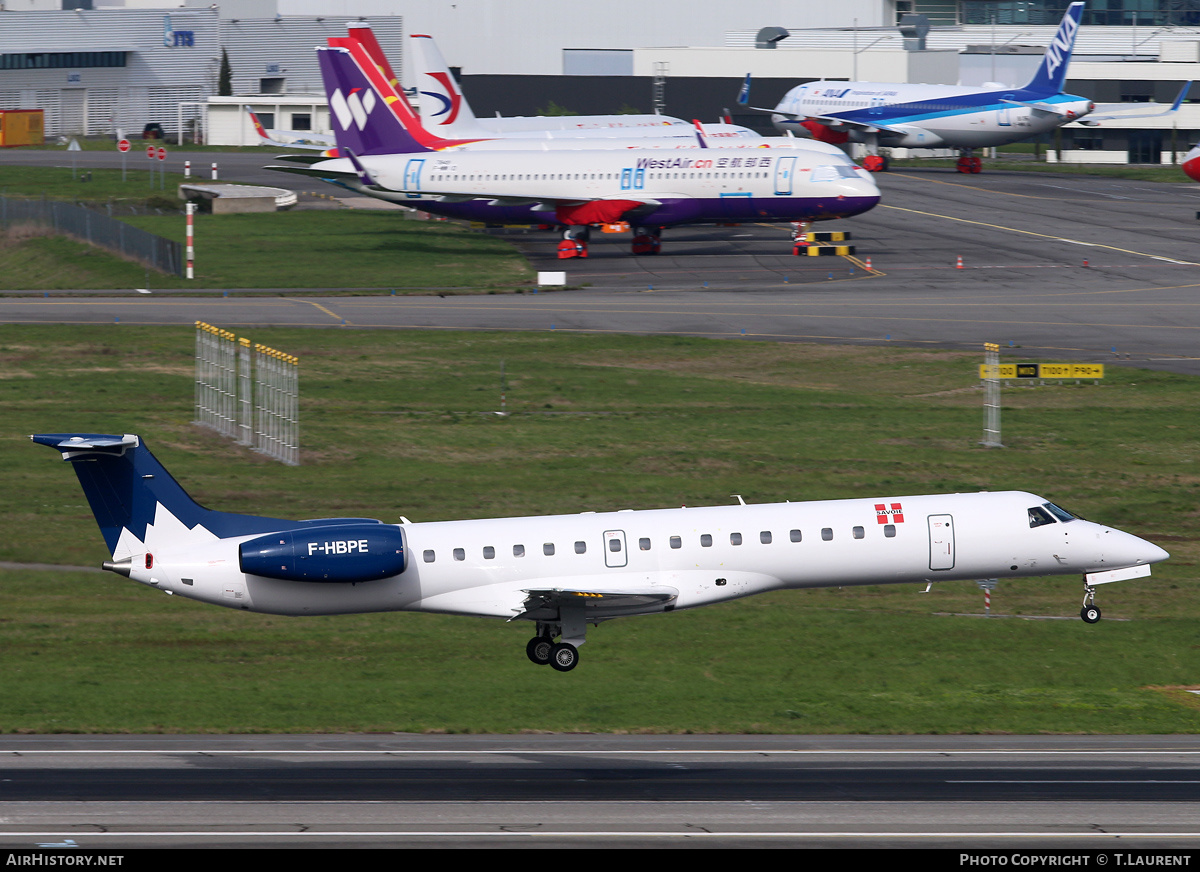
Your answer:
745,2 -> 1098,173
32,432 -> 1169,671
266,42 -> 880,256
406,29 -> 759,141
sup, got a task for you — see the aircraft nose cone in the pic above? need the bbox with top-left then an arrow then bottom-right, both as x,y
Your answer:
1144,540 -> 1170,564
1106,528 -> 1169,566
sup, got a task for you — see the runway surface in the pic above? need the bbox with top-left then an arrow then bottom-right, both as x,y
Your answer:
3,151 -> 1200,373
2,734 -> 1200,848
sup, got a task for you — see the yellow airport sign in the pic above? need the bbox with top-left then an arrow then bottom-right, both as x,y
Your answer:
979,363 -> 1104,379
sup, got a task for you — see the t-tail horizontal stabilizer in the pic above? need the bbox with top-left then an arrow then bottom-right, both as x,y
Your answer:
30,433 -> 303,555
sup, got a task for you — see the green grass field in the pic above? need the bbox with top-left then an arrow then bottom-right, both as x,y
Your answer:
0,167 -> 534,291
2,324 -> 1198,733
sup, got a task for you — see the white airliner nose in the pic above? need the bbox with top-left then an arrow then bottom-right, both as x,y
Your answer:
1104,527 -> 1169,567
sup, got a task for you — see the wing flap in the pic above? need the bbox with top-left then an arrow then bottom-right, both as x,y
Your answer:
514,585 -> 678,621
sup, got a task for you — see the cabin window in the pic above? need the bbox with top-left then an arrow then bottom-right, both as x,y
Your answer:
760,531 -> 772,544
483,546 -> 495,559
730,532 -> 742,546
514,544 -> 525,557
544,543 -> 555,556
790,529 -> 802,542
423,549 -> 435,563
853,526 -> 865,540
453,548 -> 465,561
608,537 -> 622,553
639,537 -> 651,551
575,540 -> 586,554
1028,506 -> 1056,528
821,528 -> 833,541
701,534 -> 713,547
884,524 -> 896,538
670,536 -> 682,549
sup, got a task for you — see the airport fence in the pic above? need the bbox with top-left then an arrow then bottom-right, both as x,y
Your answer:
194,322 -> 299,466
0,194 -> 182,277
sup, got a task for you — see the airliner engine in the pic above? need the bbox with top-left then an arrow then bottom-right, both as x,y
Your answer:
239,523 -> 406,582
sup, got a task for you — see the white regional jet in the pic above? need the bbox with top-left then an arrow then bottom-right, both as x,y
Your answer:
32,433 -> 1169,672
266,43 -> 880,257
404,29 -> 760,141
744,2 -> 1106,173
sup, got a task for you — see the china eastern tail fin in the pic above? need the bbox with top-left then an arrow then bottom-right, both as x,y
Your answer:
409,33 -> 491,137
31,433 -> 301,557
1024,1 -> 1084,95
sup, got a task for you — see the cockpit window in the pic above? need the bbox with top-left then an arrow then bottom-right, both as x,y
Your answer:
1042,502 -> 1076,522
1028,506 -> 1056,528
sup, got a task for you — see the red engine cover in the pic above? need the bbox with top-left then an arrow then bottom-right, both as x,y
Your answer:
800,120 -> 849,145
556,199 -> 643,226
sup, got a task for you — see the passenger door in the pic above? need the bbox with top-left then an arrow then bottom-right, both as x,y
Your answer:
928,514 -> 955,570
603,530 -> 628,568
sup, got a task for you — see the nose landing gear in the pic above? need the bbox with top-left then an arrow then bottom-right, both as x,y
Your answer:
1080,583 -> 1102,623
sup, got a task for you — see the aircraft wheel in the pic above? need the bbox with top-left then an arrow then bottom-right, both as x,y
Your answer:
1080,604 -> 1102,624
526,636 -> 553,665
550,642 -> 579,672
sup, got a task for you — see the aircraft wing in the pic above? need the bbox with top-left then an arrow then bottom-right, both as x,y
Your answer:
747,103 -> 888,134
1077,82 -> 1191,125
513,584 -> 679,621
263,162 -> 357,180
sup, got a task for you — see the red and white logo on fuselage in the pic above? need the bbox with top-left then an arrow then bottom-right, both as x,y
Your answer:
875,502 -> 904,524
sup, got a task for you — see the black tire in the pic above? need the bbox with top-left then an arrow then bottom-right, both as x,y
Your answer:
550,642 -> 579,672
1081,604 -> 1102,624
526,636 -> 553,665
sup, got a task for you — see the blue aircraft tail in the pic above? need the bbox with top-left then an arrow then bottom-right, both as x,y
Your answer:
317,45 -> 431,157
31,433 -> 301,554
1024,1 -> 1084,95
737,73 -> 752,106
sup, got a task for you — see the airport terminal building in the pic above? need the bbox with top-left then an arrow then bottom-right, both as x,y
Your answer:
1,1 -> 1198,164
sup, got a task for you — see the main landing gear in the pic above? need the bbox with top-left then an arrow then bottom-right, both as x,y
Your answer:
956,149 -> 983,174
557,226 -> 590,259
1080,582 -> 1102,624
631,225 -> 662,256
557,225 -> 663,257
525,621 -> 583,671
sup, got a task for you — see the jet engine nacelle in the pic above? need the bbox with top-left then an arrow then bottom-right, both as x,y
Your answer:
866,126 -> 946,148
239,523 -> 406,582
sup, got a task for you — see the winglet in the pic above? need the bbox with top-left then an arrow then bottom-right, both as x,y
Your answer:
692,119 -> 709,148
343,147 -> 378,188
1172,80 -> 1192,111
246,107 -> 269,141
737,73 -> 752,106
